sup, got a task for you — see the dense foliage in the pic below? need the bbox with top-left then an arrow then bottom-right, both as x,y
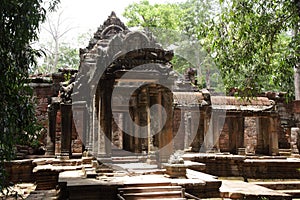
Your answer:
0,0 -> 59,189
210,0 -> 300,98
123,0 -> 221,89
123,0 -> 300,99
32,42 -> 79,73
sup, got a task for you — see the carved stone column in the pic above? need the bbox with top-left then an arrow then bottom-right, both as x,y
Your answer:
235,116 -> 245,153
191,111 -> 205,152
256,117 -> 269,155
201,109 -> 211,152
98,79 -> 114,162
269,116 -> 279,155
123,111 -> 133,152
158,88 -> 173,164
184,111 -> 191,150
46,102 -> 59,155
60,103 -> 73,158
72,101 -> 87,153
204,111 -> 217,152
173,108 -> 184,150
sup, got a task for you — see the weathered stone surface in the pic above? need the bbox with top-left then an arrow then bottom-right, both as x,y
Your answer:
4,159 -> 35,183
183,153 -> 300,179
220,180 -> 292,200
163,163 -> 187,178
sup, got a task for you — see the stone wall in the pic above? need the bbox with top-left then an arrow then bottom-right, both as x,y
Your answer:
187,154 -> 300,179
4,160 -> 36,184
30,81 -> 55,145
29,74 -> 83,156
219,119 -> 230,152
173,108 -> 185,150
244,117 -> 257,154
277,102 -> 293,149
28,72 -> 297,157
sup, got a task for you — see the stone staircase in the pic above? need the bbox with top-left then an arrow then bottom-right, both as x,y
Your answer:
111,149 -> 148,164
278,148 -> 292,156
117,182 -> 186,200
26,189 -> 58,200
252,180 -> 300,198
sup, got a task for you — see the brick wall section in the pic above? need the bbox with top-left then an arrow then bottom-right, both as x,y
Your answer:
244,117 -> 257,154
30,82 -> 55,148
31,83 -> 54,134
219,119 -> 230,152
277,102 -> 293,149
30,78 -> 82,155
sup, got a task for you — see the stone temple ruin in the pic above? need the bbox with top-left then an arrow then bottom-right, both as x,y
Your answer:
5,12 -> 300,200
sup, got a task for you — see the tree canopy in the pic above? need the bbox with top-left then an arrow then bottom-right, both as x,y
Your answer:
123,0 -> 300,99
210,0 -> 300,98
0,0 -> 59,189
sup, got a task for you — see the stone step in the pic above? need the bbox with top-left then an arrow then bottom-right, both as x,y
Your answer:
119,185 -> 183,194
279,149 -> 292,152
26,189 -> 58,200
277,189 -> 300,198
123,181 -> 171,188
220,180 -> 292,200
279,149 -> 292,156
119,181 -> 186,199
139,199 -> 186,200
253,181 -> 300,190
112,157 -> 140,163
122,191 -> 184,200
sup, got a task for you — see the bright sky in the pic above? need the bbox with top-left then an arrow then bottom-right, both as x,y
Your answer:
39,0 -> 185,47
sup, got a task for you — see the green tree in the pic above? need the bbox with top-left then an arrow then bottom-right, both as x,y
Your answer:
123,0 -> 183,30
123,0 -> 221,90
209,0 -> 300,98
123,0 -> 185,49
33,42 -> 79,74
124,0 -> 300,98
0,0 -> 59,190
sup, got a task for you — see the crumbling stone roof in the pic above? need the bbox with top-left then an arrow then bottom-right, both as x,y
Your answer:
173,92 -> 208,107
211,96 -> 274,112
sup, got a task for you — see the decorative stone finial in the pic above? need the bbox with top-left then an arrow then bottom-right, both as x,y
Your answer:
85,11 -> 128,50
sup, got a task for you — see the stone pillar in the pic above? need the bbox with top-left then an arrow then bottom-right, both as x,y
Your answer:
269,116 -> 279,155
256,117 -> 269,155
184,111 -> 191,150
190,110 -> 204,152
46,102 -> 59,155
158,88 -> 173,164
60,103 -> 73,158
140,87 -> 148,153
291,127 -> 300,154
235,116 -> 245,153
98,96 -> 104,157
202,110 -> 212,152
92,90 -> 99,156
98,79 -> 113,162
213,113 -> 220,152
133,93 -> 140,153
123,111 -> 132,152
84,97 -> 94,153
72,101 -> 87,152
173,108 -> 184,150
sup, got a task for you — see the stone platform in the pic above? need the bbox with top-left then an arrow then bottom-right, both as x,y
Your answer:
5,154 -> 300,199
220,180 -> 292,200
183,153 -> 300,179
58,163 -> 221,199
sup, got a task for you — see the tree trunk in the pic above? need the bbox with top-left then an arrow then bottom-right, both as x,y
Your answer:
294,1 -> 300,99
295,66 -> 300,100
